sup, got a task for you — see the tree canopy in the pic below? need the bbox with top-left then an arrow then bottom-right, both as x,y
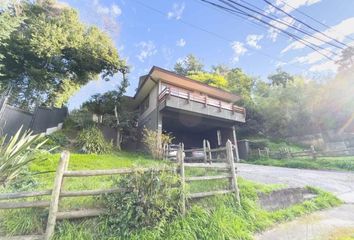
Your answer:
0,1 -> 127,109
174,54 -> 204,76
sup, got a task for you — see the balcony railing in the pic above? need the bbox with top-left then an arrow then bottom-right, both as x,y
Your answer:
158,86 -> 246,115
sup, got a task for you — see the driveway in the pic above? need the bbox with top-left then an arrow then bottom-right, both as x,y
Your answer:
236,163 -> 354,240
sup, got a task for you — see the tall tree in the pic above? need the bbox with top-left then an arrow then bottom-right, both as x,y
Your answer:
268,68 -> 294,87
226,68 -> 255,105
174,54 -> 204,76
0,1 -> 127,109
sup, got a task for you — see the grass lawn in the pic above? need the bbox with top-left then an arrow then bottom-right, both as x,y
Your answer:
0,151 -> 342,239
248,156 -> 354,172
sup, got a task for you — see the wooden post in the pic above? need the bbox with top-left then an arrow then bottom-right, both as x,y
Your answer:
178,143 -> 186,215
203,139 -> 207,163
265,147 -> 270,159
232,126 -> 240,162
226,140 -> 240,206
44,151 -> 70,240
258,148 -> 261,159
311,145 -> 317,160
206,140 -> 212,163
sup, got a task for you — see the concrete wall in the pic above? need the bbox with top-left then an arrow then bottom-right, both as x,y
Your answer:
139,83 -> 159,122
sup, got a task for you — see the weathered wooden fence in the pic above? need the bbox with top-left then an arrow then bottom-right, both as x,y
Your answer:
178,140 -> 241,215
0,141 -> 241,239
0,153 -> 176,240
252,146 -> 354,160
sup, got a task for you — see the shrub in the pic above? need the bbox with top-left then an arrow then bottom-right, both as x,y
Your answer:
0,127 -> 45,186
66,109 -> 94,129
142,128 -> 174,159
44,131 -> 69,150
101,169 -> 182,237
77,127 -> 112,154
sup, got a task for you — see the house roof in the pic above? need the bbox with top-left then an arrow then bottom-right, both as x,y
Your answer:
134,66 -> 241,104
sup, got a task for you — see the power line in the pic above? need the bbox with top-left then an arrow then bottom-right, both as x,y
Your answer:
277,0 -> 354,43
218,0 -> 344,53
201,0 -> 338,61
130,0 -> 312,71
262,0 -> 350,49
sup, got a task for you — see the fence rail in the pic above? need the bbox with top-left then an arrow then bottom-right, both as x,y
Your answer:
0,141 -> 242,239
252,146 -> 354,160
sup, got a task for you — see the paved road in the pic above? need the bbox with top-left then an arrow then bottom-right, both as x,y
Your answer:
238,163 -> 354,203
236,164 -> 354,240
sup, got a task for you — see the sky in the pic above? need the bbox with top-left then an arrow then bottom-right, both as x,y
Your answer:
61,0 -> 354,110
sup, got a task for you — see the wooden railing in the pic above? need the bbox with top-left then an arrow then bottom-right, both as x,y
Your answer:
158,86 -> 245,114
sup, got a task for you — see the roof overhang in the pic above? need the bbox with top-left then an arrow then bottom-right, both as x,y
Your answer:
132,66 -> 242,108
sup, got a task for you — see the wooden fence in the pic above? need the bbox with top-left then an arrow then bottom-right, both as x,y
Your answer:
0,141 -> 241,239
252,146 -> 354,160
178,140 -> 241,214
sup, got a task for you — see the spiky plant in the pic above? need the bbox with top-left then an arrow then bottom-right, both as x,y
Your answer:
0,127 -> 46,186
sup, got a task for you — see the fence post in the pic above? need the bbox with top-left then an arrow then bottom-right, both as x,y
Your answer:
206,140 -> 212,163
258,148 -> 261,159
178,143 -> 186,215
226,140 -> 240,206
44,151 -> 70,240
265,147 -> 270,159
203,139 -> 207,163
311,145 -> 317,160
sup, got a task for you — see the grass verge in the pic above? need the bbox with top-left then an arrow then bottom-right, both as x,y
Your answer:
248,156 -> 354,172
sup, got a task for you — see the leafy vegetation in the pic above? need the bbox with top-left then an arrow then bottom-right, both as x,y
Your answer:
142,128 -> 174,159
0,1 -> 127,109
101,169 -> 182,237
0,128 -> 45,186
249,156 -> 354,172
77,127 -> 112,154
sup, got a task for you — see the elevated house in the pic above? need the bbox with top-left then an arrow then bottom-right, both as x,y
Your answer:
132,66 -> 246,150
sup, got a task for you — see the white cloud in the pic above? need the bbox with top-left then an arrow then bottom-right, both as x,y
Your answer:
246,34 -> 263,49
94,0 -> 122,17
282,17 -> 354,53
231,41 -> 247,62
176,38 -> 186,47
292,48 -> 336,65
275,0 -> 321,13
309,60 -> 338,73
111,4 -> 122,16
167,3 -> 185,20
136,41 -> 157,62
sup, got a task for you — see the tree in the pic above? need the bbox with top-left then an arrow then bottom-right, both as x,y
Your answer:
83,72 -> 131,150
0,1 -> 126,109
174,54 -> 204,76
268,68 -> 294,87
187,71 -> 228,89
226,68 -> 255,105
336,47 -> 354,72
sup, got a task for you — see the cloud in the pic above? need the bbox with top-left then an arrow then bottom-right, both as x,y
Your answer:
167,3 -> 185,20
309,60 -> 338,72
231,41 -> 247,62
292,48 -> 336,65
275,0 -> 321,13
94,0 -> 122,17
265,0 -> 321,41
176,38 -> 186,47
136,41 -> 157,62
246,34 -> 263,49
282,17 -> 354,53
111,4 -> 122,16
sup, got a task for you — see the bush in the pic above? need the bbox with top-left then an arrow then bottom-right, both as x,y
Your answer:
66,109 -> 94,129
77,127 -> 112,154
44,131 -> 69,150
101,169 -> 182,237
142,128 -> 174,159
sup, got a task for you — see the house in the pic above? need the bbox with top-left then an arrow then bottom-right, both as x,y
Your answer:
132,66 -> 246,150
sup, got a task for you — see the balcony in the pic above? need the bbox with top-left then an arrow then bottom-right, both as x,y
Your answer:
158,86 -> 246,123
